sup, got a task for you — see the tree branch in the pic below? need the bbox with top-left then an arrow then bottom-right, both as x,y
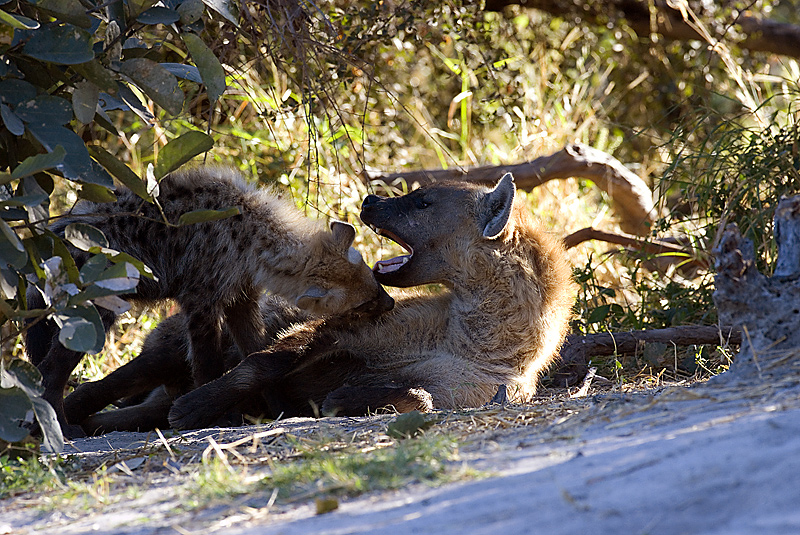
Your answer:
365,143 -> 656,235
563,226 -> 709,274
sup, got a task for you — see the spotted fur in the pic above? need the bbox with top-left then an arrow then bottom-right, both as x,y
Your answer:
26,166 -> 392,437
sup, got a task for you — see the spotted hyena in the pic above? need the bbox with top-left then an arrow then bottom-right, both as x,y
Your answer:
26,166 -> 393,436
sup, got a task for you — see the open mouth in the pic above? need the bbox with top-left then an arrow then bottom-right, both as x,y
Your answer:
370,226 -> 414,274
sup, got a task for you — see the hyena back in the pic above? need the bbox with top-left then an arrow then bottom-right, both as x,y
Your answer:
26,166 -> 392,436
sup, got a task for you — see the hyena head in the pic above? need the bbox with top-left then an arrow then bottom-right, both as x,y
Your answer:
360,173 -> 516,288
297,220 -> 395,318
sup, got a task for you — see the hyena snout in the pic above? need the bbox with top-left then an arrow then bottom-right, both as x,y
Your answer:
355,285 -> 394,317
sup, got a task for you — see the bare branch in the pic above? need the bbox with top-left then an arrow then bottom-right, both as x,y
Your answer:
366,143 -> 656,235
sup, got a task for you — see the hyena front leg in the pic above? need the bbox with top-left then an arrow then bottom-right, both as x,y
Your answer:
224,289 -> 266,357
321,385 -> 434,416
65,314 -> 192,424
81,386 -> 174,435
169,322 -> 327,429
185,307 -> 226,387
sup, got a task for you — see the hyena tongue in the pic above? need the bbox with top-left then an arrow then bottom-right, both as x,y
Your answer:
374,255 -> 410,274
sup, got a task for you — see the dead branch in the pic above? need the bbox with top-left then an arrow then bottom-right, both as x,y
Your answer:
550,325 -> 742,387
563,226 -> 709,274
366,143 -> 656,235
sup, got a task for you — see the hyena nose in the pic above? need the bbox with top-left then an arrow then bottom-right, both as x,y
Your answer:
362,194 -> 383,209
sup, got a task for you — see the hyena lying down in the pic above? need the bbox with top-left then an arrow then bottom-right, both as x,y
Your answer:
69,173 -> 575,433
26,166 -> 393,437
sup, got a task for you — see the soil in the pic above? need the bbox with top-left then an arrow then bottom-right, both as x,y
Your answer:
3,371 -> 800,535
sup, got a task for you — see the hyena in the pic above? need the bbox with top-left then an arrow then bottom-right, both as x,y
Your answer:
26,166 -> 393,437
68,172 -> 575,433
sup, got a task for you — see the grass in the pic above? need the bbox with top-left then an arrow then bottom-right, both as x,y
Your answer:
192,432 -> 471,507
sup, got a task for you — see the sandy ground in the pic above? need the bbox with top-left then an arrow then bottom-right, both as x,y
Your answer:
3,374 -> 800,535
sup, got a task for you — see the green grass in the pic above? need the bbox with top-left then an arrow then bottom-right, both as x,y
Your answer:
0,454 -> 65,499
190,432 -> 478,508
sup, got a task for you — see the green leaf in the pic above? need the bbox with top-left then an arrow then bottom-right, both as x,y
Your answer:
72,61 -> 118,95
0,9 -> 39,29
177,206 -> 240,226
154,130 -> 214,178
0,194 -> 49,208
386,411 -> 434,439
94,261 -> 139,292
106,251 -> 155,280
29,396 -> 63,453
119,58 -> 184,115
72,81 -> 99,124
35,0 -> 92,28
587,304 -> 611,324
10,146 -> 66,180
0,79 -> 37,107
78,183 -> 117,203
127,0 -> 157,18
64,222 -> 109,251
51,232 -> 81,284
57,312 -> 98,353
0,387 -> 31,443
14,95 -> 73,126
201,0 -> 239,26
0,219 -> 25,266
56,304 -> 106,354
79,254 -> 108,285
182,32 -> 226,103
0,359 -> 44,397
0,103 -> 24,135
177,0 -> 204,24
89,146 -> 151,201
26,124 -> 115,187
23,23 -> 94,65
137,7 -> 180,25
117,83 -> 155,125
161,63 -> 202,83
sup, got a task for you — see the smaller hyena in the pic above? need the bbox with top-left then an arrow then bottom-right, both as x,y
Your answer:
26,166 -> 393,437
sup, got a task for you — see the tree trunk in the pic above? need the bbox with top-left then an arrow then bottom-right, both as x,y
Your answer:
711,195 -> 800,383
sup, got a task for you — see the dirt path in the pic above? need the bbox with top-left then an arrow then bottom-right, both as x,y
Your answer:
3,376 -> 800,535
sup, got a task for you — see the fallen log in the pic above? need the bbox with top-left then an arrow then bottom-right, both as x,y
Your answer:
365,143 -> 656,235
550,325 -> 741,387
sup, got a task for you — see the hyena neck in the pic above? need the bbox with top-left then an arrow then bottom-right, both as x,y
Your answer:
449,229 -> 556,354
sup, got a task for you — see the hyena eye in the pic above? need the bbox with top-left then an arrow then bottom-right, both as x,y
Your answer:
414,198 -> 431,209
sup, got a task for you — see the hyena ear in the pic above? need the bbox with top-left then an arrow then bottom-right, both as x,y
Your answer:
330,221 -> 356,251
479,173 -> 516,238
296,285 -> 329,310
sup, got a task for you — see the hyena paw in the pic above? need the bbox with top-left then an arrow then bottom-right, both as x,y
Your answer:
168,391 -> 214,430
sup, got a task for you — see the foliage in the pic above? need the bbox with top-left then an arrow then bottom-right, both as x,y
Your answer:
0,451 -> 64,498
0,357 -> 62,451
0,0 -> 232,448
